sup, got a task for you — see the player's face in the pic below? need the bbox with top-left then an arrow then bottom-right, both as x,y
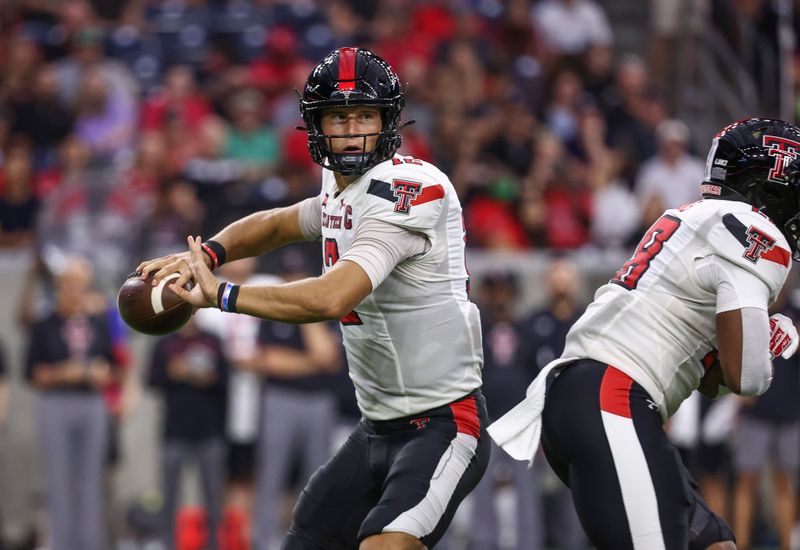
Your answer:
320,107 -> 382,155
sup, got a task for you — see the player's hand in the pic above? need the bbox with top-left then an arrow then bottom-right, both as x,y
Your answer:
168,236 -> 220,308
769,313 -> 799,360
138,248 -> 211,290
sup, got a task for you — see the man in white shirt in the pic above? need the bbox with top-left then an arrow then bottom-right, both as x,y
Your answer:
139,47 -> 488,550
532,0 -> 613,56
635,119 -> 706,226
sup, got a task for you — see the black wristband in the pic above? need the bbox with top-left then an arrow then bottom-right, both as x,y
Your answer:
217,282 -> 240,313
228,284 -> 241,313
216,282 -> 227,310
201,240 -> 227,270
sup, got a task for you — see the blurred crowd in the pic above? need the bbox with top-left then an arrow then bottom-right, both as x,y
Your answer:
1,0 -> 800,549
0,0 -> 743,287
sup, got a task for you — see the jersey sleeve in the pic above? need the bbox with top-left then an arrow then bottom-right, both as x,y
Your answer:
695,255 -> 771,312
297,196 -> 322,241
359,163 -> 447,238
339,218 -> 429,290
705,209 -> 791,303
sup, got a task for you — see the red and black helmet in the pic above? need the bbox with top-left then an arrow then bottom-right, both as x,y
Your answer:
299,47 -> 406,175
703,117 -> 800,260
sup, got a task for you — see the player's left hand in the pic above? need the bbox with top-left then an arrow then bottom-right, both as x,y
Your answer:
769,313 -> 799,360
169,236 -> 220,309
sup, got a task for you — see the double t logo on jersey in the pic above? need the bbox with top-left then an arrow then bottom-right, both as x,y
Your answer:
744,225 -> 776,263
764,135 -> 800,184
391,180 -> 422,214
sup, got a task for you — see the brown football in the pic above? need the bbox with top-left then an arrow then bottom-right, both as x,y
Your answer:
117,271 -> 193,335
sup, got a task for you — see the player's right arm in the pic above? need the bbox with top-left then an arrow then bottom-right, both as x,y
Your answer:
139,197 -> 320,288
697,255 -> 778,396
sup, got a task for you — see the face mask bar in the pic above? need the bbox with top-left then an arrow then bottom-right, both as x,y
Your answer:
322,132 -> 374,175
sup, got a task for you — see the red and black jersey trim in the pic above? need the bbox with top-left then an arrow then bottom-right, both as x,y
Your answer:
722,213 -> 790,266
368,178 -> 397,203
722,214 -> 751,247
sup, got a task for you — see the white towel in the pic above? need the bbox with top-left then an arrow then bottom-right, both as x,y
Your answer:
487,357 -> 578,466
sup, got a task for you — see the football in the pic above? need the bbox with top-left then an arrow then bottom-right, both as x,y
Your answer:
117,271 -> 193,335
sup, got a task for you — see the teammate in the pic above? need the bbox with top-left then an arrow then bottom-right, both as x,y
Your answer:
139,47 -> 489,550
488,117 -> 800,550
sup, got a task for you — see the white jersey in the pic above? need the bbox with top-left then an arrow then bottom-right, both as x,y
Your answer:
563,199 -> 790,417
305,155 -> 483,420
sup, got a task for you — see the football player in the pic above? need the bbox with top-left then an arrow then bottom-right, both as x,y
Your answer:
139,47 -> 488,550
488,117 -> 800,550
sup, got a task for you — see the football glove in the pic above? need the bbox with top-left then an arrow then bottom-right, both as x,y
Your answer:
769,313 -> 799,360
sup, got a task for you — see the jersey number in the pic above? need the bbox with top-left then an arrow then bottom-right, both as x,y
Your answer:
323,238 -> 363,325
612,215 -> 681,290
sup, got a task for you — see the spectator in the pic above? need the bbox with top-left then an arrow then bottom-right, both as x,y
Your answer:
37,152 -> 150,292
9,64 -> 74,169
245,248 -> 341,550
544,68 -> 586,144
515,258 -> 587,550
577,106 -> 639,248
732,286 -> 800,550
136,178 -> 204,261
147,316 -> 230,550
527,132 -> 593,249
635,119 -> 704,228
181,116 -> 249,236
54,24 -> 139,106
0,34 -> 42,112
0,144 -> 40,249
469,270 -> 545,550
121,131 -> 171,196
25,256 -> 118,550
141,65 -> 212,133
73,65 -> 138,156
224,88 -> 279,176
194,257 -> 279,542
532,0 -> 613,59
248,27 -> 304,105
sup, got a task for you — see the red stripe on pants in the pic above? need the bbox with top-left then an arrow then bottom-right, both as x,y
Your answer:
450,396 -> 480,438
599,367 -> 633,418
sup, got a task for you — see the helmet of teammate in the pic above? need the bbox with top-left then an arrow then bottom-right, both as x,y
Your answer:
702,117 -> 800,260
299,47 -> 405,176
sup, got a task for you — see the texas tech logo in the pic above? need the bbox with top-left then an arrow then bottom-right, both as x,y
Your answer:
409,417 -> 430,430
391,179 -> 422,214
744,225 -> 776,263
763,135 -> 800,184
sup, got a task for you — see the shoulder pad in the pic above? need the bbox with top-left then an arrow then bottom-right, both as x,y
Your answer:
707,207 -> 790,297
361,160 -> 449,233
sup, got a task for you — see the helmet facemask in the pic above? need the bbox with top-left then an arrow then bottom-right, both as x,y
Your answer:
302,99 -> 404,176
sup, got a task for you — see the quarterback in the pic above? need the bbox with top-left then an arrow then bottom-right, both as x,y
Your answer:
489,118 -> 800,550
140,48 -> 488,550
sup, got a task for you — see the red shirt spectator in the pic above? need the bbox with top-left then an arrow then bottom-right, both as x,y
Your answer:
140,66 -> 211,132
543,185 -> 593,249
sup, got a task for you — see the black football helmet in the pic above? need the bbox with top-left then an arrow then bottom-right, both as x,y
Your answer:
702,117 -> 800,260
299,47 -> 406,176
